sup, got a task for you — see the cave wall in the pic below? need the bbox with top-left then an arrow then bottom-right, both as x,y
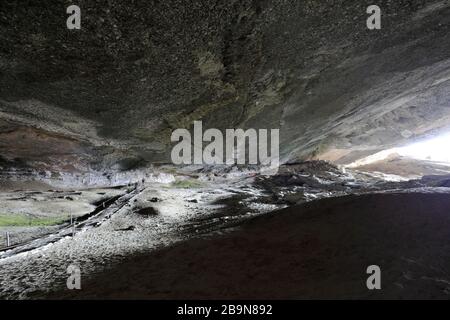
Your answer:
1,0 -> 450,172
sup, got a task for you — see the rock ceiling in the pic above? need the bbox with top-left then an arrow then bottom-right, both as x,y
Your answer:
1,0 -> 450,172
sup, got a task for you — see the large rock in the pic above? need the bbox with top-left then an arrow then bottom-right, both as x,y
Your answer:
1,0 -> 450,172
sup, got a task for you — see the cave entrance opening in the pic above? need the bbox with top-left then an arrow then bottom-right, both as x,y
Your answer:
396,132 -> 450,164
345,131 -> 450,179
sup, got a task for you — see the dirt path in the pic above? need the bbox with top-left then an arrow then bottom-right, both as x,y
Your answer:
0,186 -> 139,259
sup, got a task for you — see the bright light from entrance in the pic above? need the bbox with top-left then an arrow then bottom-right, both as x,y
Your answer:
397,132 -> 450,164
347,132 -> 450,168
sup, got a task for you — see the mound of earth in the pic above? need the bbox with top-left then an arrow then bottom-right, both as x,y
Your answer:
50,191 -> 450,299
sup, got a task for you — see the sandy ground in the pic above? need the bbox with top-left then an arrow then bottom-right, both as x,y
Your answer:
50,190 -> 450,299
2,164 -> 450,299
0,187 -> 127,248
0,176 -> 280,299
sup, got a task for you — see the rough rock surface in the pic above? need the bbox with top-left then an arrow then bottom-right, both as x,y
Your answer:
1,0 -> 450,172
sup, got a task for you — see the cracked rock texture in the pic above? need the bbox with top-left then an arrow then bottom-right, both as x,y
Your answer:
1,0 -> 450,173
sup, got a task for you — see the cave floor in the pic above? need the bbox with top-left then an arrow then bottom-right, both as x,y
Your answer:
50,191 -> 450,300
0,174 -> 278,299
1,163 -> 450,299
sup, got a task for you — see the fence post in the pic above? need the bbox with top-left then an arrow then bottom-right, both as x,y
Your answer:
6,232 -> 10,247
71,214 -> 75,237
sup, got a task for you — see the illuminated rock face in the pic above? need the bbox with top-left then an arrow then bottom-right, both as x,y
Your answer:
1,1 -> 450,175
